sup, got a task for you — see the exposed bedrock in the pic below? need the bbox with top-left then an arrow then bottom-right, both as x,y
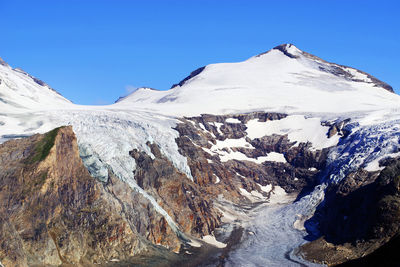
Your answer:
0,112 -> 350,266
0,126 -> 180,267
129,112 -> 342,245
301,157 -> 400,266
130,142 -> 221,238
174,112 -> 336,195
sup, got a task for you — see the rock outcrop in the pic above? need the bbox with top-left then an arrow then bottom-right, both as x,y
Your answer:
170,66 -> 206,89
0,126 -> 180,266
130,142 -> 221,238
300,157 -> 400,265
0,112 -> 349,266
174,112 -> 332,199
266,44 -> 394,93
126,112 -> 340,254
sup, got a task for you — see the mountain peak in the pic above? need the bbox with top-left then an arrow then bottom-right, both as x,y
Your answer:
256,44 -> 394,93
255,43 -> 302,59
114,44 -> 397,116
171,66 -> 206,89
115,87 -> 160,103
273,43 -> 302,58
0,56 -> 72,111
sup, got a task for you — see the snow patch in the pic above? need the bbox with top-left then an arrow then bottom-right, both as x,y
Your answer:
202,137 -> 286,164
212,137 -> 254,150
364,152 -> 400,172
264,152 -> 287,163
219,151 -> 266,163
213,122 -> 224,135
199,122 -> 206,131
188,239 -> 202,248
225,118 -> 241,123
239,188 -> 266,202
269,186 -> 291,204
246,115 -> 340,150
258,183 -> 272,193
202,235 -> 227,248
344,67 -> 372,83
214,174 -> 220,184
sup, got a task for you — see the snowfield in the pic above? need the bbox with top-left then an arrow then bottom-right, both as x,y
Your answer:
1,44 -> 400,266
114,45 -> 399,116
246,115 -> 341,150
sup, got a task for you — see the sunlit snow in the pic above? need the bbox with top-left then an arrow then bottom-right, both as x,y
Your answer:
2,44 -> 400,266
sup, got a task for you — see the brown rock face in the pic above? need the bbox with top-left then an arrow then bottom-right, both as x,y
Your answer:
300,157 -> 400,265
174,112 -> 334,197
0,113 -> 348,266
0,126 -> 180,267
127,112 -> 341,245
130,142 -> 221,238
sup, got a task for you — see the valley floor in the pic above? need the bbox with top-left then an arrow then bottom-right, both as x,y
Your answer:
222,193 -> 323,266
120,192 -> 325,267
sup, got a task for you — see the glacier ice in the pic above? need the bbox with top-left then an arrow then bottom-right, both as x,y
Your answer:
2,44 -> 400,265
224,117 -> 400,266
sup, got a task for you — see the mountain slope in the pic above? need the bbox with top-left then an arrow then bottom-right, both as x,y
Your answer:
1,45 -> 400,267
0,57 -> 72,113
115,44 -> 399,116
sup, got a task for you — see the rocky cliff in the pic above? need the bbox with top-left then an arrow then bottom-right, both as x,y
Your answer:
174,112 -> 337,197
0,126 -> 181,266
128,112 -> 334,239
0,111 -> 344,266
301,157 -> 400,265
1,44 -> 400,266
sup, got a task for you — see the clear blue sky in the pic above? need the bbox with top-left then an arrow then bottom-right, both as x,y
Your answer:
1,0 -> 399,104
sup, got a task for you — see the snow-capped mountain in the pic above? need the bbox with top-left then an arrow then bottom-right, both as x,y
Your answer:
0,57 -> 72,113
1,44 -> 400,266
2,44 -> 399,117
115,44 -> 399,116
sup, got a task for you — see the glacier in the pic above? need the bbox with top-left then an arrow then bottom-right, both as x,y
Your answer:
1,44 -> 400,265
224,115 -> 400,266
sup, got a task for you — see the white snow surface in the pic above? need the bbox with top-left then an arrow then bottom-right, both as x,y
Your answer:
0,64 -> 72,113
202,137 -> 287,164
214,174 -> 220,184
246,115 -> 341,150
2,44 -> 400,266
264,152 -> 287,163
239,188 -> 265,202
225,118 -> 241,123
258,183 -> 273,193
201,235 -> 227,248
225,185 -> 326,267
114,45 -> 400,117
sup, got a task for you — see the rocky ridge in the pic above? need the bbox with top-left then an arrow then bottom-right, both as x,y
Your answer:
269,44 -> 394,93
1,43 -> 400,266
0,111 -> 346,266
174,112 -> 342,197
301,157 -> 400,265
0,126 -> 181,266
128,111 -> 338,240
